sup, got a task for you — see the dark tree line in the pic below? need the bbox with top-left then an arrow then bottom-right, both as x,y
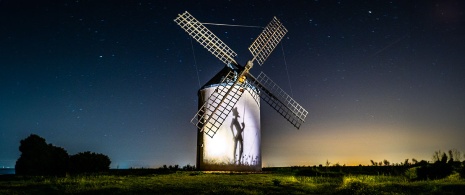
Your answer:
370,149 -> 465,180
15,134 -> 111,176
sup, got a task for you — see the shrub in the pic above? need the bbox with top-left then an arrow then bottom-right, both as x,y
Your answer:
69,151 -> 111,174
404,167 -> 418,180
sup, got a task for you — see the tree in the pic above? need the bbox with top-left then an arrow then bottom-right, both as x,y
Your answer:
15,134 -> 49,175
383,159 -> 390,166
440,153 -> 448,164
432,150 -> 442,162
451,149 -> 462,162
69,151 -> 111,174
448,150 -> 454,163
15,134 -> 69,176
404,159 -> 409,166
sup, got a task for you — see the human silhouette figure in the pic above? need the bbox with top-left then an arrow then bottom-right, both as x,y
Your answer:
230,107 -> 245,165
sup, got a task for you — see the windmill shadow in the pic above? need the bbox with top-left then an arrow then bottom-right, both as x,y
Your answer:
230,107 -> 244,165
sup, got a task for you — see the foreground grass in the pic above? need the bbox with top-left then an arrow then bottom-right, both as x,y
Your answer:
1,171 -> 465,194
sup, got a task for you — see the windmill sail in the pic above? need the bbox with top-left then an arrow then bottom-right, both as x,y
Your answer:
249,17 -> 288,65
191,70 -> 248,138
247,72 -> 308,129
174,11 -> 238,66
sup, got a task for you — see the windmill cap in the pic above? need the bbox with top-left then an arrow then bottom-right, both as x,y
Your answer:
200,65 -> 238,90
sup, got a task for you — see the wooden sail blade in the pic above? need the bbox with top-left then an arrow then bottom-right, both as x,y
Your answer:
248,17 -> 287,65
174,11 -> 238,66
247,72 -> 307,129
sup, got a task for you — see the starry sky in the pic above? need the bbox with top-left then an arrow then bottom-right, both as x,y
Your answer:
1,0 -> 464,168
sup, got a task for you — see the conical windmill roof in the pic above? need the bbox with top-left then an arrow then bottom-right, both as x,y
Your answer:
201,65 -> 238,90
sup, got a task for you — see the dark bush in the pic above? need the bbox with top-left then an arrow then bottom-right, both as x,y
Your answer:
416,161 -> 453,180
15,134 -> 69,176
69,151 -> 111,174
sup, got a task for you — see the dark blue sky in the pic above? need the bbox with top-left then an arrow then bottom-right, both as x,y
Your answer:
1,0 -> 464,168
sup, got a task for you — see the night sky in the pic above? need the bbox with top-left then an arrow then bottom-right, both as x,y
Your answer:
1,1 -> 464,168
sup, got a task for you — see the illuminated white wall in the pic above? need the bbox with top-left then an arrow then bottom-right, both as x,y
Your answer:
197,85 -> 261,171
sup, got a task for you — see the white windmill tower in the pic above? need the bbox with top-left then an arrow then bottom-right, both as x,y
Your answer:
174,11 -> 308,171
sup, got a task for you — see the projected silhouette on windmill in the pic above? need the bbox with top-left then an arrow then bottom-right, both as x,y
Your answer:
174,11 -> 308,171
230,107 -> 245,164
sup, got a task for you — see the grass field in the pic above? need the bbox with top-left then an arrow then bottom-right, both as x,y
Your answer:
1,170 -> 465,194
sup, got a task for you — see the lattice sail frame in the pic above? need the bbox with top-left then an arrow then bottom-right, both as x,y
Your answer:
174,11 -> 238,66
191,71 -> 249,138
247,72 -> 308,129
248,17 -> 288,65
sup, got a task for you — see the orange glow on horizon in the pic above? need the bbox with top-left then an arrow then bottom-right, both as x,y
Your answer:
261,120 -> 464,167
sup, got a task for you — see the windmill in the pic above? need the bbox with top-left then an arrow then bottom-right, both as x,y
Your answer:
174,11 -> 308,171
